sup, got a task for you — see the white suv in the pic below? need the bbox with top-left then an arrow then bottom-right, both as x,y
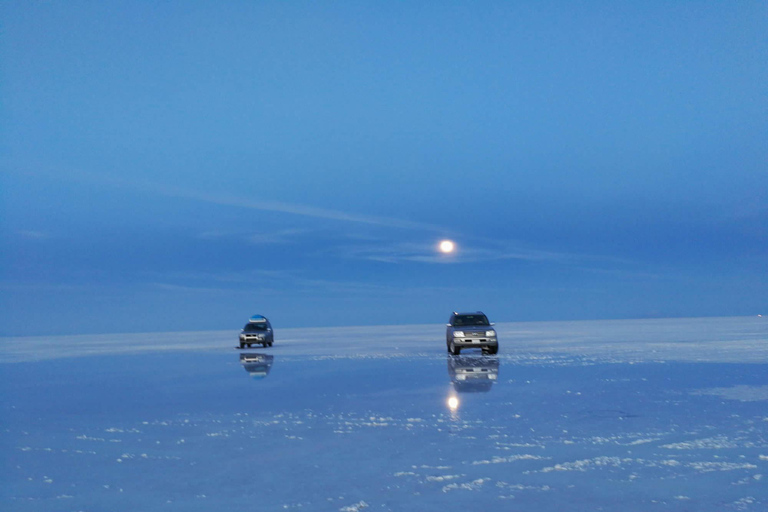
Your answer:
446,311 -> 498,355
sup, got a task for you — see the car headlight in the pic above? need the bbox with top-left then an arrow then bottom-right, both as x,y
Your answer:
486,330 -> 496,337
453,331 -> 465,337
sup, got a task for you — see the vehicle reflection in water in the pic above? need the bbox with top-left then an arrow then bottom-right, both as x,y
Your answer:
448,355 -> 500,394
446,355 -> 500,416
239,353 -> 274,380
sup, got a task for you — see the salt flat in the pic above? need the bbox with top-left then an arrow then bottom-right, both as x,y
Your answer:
2,316 -> 766,364
1,317 -> 767,511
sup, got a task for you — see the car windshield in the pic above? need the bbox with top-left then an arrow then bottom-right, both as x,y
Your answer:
244,323 -> 268,332
454,315 -> 490,327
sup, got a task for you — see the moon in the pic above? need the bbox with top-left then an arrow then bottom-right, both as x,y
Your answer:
439,240 -> 456,254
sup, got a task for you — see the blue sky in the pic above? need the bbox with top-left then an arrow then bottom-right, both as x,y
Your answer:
1,1 -> 766,335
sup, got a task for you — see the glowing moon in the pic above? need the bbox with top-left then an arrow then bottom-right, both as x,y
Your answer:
439,240 -> 455,254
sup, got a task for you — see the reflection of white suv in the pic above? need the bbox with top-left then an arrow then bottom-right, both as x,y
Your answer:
446,311 -> 498,355
448,355 -> 499,393
239,353 -> 274,379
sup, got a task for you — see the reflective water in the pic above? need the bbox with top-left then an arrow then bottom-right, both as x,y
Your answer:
2,318 -> 767,511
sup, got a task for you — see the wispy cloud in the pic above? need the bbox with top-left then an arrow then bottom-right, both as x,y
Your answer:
6,163 -> 443,232
140,269 -> 441,297
159,186 -> 442,231
5,161 -> 631,272
197,228 -> 310,245
339,240 -> 585,265
16,230 -> 52,240
140,269 -> 292,286
0,282 -> 91,292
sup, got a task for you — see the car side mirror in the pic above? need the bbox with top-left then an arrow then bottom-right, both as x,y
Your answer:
491,323 -> 495,326
446,323 -> 452,327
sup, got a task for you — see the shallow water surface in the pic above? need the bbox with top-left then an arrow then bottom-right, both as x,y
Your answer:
2,319 -> 767,511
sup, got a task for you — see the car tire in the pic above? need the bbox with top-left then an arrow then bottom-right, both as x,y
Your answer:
268,341 -> 273,347
449,340 -> 460,355
239,342 -> 244,349
247,343 -> 252,348
486,345 -> 498,355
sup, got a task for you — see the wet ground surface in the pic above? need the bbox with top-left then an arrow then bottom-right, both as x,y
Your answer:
2,318 -> 767,511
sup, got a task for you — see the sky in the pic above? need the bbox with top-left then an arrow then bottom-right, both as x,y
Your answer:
1,1 -> 766,336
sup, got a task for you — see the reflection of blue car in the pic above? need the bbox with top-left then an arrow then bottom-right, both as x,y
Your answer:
240,353 -> 274,380
239,315 -> 274,349
448,355 -> 499,393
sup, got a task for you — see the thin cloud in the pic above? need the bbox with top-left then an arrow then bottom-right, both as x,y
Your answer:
0,282 -> 91,292
142,269 -> 436,297
6,161 -> 627,271
139,269 -> 293,286
197,228 -> 310,245
7,163 -> 443,232
17,230 -> 52,240
576,266 -> 665,280
147,282 -> 277,294
160,186 -> 441,231
341,241 -> 584,265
